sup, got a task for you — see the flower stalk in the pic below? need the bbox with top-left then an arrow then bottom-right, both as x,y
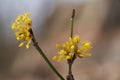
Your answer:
66,9 -> 76,80
70,9 -> 75,38
30,29 -> 65,80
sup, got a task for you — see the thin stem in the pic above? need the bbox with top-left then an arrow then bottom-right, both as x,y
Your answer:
35,43 -> 65,80
67,9 -> 76,80
68,62 -> 72,75
70,19 -> 73,38
67,60 -> 74,80
68,54 -> 76,80
30,29 -> 65,80
70,9 -> 75,38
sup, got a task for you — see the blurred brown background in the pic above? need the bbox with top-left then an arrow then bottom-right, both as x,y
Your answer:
0,0 -> 120,80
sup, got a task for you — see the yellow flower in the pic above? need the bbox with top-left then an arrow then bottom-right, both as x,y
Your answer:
12,13 -> 32,49
53,36 -> 92,62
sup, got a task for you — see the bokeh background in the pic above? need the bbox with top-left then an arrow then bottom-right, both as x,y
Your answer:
0,0 -> 120,80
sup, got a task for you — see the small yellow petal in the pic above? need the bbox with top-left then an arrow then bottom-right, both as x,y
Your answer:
58,50 -> 67,55
15,32 -> 20,36
20,34 -> 25,38
56,44 -> 61,49
12,23 -> 16,26
26,32 -> 30,36
17,15 -> 23,20
82,41 -> 92,48
19,27 -> 25,32
57,58 -> 63,62
17,25 -> 22,29
81,41 -> 92,51
25,37 -> 31,41
78,54 -> 84,58
84,53 -> 92,57
62,43 -> 66,49
22,16 -> 27,21
19,42 -> 24,47
69,37 -> 72,42
16,37 -> 21,40
73,36 -> 80,43
15,20 -> 20,25
70,45 -> 75,51
26,44 -> 30,49
78,53 -> 92,58
77,49 -> 81,53
26,40 -> 31,49
24,19 -> 31,25
52,56 -> 57,60
12,23 -> 17,30
24,13 -> 30,17
66,55 -> 71,59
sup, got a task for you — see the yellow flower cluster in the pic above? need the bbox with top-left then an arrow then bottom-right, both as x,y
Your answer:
53,36 -> 92,62
11,13 -> 32,49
